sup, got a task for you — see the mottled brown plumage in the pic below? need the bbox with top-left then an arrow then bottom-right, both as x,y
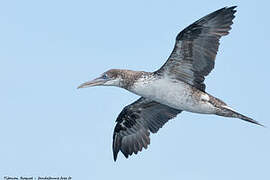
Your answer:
104,69 -> 151,89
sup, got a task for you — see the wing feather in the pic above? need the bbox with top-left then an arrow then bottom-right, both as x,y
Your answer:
157,6 -> 237,91
113,97 -> 181,161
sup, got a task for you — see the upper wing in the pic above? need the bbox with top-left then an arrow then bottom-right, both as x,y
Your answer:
156,6 -> 237,91
113,97 -> 182,161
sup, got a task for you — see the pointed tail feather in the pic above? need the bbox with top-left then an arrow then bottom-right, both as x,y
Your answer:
217,106 -> 264,127
231,110 -> 264,127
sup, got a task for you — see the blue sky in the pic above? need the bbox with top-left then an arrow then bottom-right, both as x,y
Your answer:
0,0 -> 269,179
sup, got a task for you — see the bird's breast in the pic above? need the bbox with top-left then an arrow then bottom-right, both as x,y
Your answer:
130,78 -> 215,114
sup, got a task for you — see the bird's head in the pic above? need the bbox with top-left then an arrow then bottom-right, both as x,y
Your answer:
77,69 -> 125,89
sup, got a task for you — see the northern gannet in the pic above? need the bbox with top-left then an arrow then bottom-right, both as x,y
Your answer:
78,6 -> 263,161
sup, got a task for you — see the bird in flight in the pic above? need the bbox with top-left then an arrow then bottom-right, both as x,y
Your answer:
78,6 -> 263,161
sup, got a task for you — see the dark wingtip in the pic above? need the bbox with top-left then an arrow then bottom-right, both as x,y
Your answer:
113,152 -> 118,162
217,6 -> 237,18
214,6 -> 237,17
227,6 -> 237,13
214,5 -> 237,13
113,138 -> 121,162
221,6 -> 237,10
113,137 -> 120,162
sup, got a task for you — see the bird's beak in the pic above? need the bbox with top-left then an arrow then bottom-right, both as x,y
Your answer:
77,77 -> 107,89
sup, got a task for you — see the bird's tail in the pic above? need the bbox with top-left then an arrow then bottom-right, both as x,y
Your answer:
216,106 -> 264,127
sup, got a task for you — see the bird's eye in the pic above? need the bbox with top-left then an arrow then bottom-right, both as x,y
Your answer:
102,73 -> 109,79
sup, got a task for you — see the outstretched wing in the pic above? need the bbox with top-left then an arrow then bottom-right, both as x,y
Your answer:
156,6 -> 237,91
113,97 -> 182,161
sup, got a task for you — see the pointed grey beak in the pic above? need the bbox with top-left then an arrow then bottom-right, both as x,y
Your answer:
77,77 -> 107,89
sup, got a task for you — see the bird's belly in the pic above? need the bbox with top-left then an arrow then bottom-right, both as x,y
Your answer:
131,79 -> 215,114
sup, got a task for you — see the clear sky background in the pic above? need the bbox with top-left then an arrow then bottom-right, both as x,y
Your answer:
0,0 -> 269,179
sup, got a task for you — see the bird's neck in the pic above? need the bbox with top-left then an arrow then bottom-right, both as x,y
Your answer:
118,69 -> 153,89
